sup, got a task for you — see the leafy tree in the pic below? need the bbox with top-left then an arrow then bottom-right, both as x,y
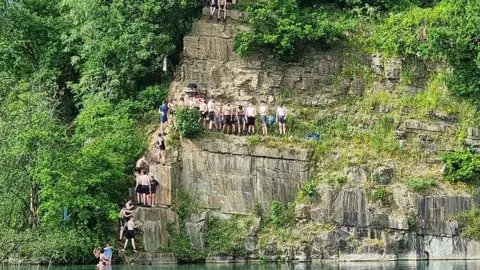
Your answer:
235,0 -> 349,60
374,0 -> 480,99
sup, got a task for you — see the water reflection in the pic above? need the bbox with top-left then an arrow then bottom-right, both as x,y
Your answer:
2,261 -> 480,270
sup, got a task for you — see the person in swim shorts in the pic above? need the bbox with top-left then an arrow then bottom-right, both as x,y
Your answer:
123,216 -> 137,252
259,100 -> 268,136
276,103 -> 288,136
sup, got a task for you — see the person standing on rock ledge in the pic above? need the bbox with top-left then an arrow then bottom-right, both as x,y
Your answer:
209,0 -> 217,20
122,216 -> 137,253
158,100 -> 169,133
259,100 -> 268,136
276,103 -> 288,136
246,103 -> 257,135
207,98 -> 215,130
218,0 -> 227,21
140,169 -> 151,207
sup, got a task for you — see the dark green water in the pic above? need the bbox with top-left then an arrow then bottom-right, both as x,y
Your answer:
6,261 -> 480,270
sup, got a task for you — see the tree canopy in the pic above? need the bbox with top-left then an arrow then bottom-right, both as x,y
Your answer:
0,0 -> 201,263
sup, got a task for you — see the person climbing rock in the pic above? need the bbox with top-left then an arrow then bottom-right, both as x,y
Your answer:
135,154 -> 149,173
156,133 -> 166,165
158,100 -> 169,133
123,217 -> 137,252
119,206 -> 134,240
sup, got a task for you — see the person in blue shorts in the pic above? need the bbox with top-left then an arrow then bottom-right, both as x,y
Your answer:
158,100 -> 169,133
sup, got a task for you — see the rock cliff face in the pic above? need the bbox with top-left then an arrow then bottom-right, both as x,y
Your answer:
181,138 -> 311,212
169,19 -> 365,106
130,15 -> 480,264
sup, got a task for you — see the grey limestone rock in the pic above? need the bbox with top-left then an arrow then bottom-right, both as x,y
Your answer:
344,166 -> 367,183
372,166 -> 395,185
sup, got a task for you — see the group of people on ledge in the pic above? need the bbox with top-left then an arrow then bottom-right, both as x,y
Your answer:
159,95 -> 289,136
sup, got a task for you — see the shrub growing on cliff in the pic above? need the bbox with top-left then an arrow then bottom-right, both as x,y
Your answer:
174,108 -> 203,138
235,0 -> 349,60
456,208 -> 480,241
442,150 -> 480,183
268,201 -> 295,228
373,0 -> 480,99
205,216 -> 249,256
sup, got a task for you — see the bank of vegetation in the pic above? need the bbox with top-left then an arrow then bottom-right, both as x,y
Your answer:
3,0 -> 480,264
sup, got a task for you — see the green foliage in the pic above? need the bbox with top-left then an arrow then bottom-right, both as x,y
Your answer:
0,0 -> 201,263
406,177 -> 437,193
205,216 -> 249,256
166,224 -> 205,263
235,0 -> 349,60
268,201 -> 294,228
456,207 -> 480,241
172,189 -> 201,223
367,187 -> 391,203
298,179 -> 320,200
374,0 -> 480,99
442,150 -> 480,184
174,108 -> 203,139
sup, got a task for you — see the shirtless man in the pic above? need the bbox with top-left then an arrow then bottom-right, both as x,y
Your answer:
246,103 -> 257,135
222,103 -> 233,134
199,99 -> 208,126
214,102 -> 222,130
140,169 -> 150,206
135,154 -> 149,173
119,206 -> 134,240
123,217 -> 137,252
218,0 -> 227,21
207,98 -> 215,130
259,101 -> 268,136
276,103 -> 288,136
134,170 -> 142,204
236,105 -> 246,135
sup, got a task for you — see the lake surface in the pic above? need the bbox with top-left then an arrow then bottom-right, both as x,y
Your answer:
5,261 -> 480,270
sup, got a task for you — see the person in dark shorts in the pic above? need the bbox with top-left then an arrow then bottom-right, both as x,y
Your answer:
156,133 -> 166,165
218,0 -> 227,21
149,175 -> 160,207
209,0 -> 217,20
246,103 -> 257,135
123,216 -> 137,252
119,206 -> 134,240
93,247 -> 100,265
158,100 -> 169,133
276,103 -> 288,135
222,103 -> 233,134
140,169 -> 151,206
236,105 -> 246,135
